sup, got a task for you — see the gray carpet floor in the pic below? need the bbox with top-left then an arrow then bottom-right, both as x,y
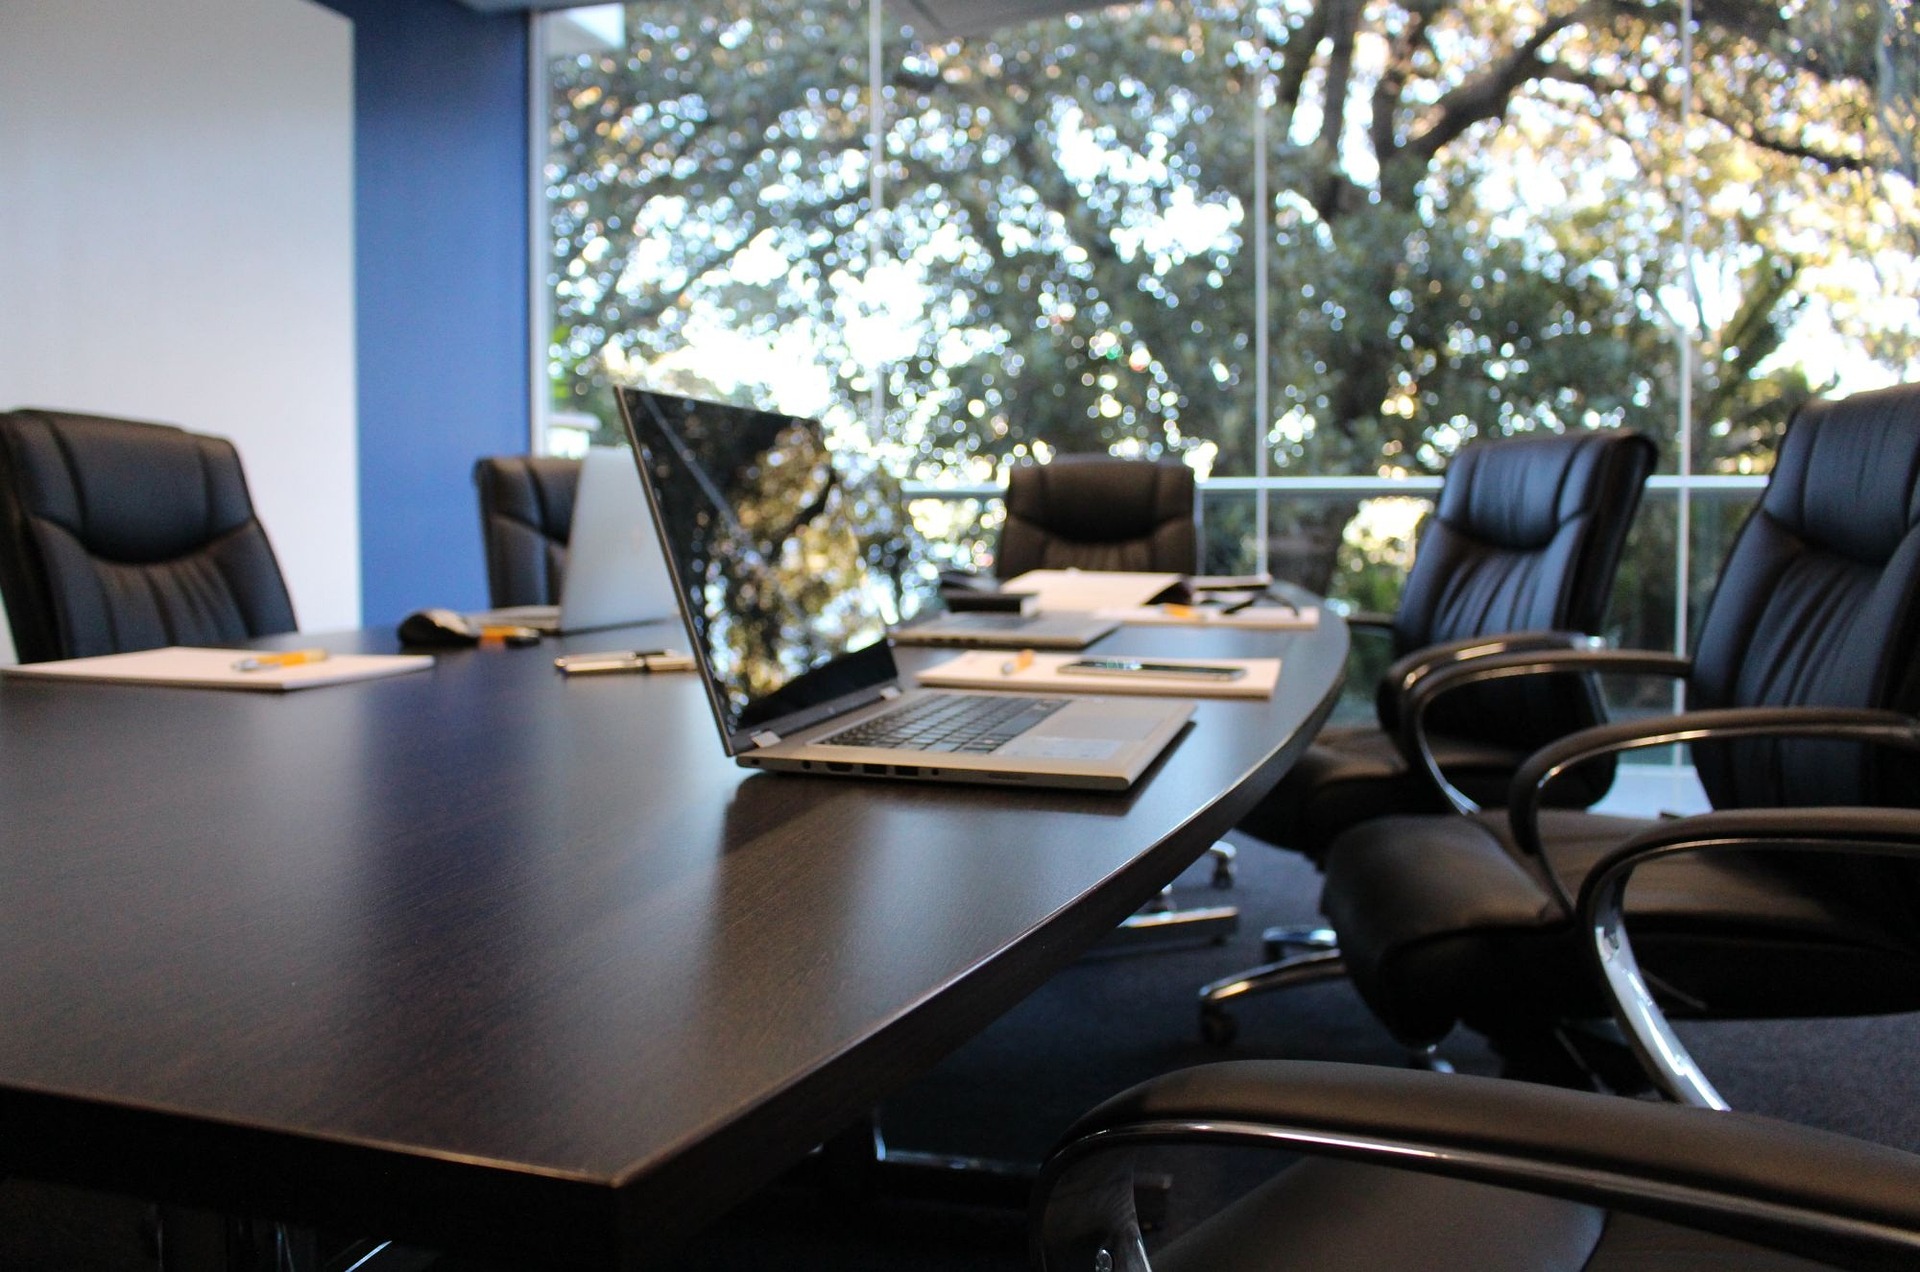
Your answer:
673,834 -> 1920,1269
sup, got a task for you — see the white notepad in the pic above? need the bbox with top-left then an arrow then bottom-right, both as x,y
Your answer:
914,649 -> 1280,699
2,646 -> 435,692
998,569 -> 1185,612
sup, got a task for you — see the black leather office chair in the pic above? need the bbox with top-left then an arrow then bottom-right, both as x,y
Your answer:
1034,1052 -> 1920,1271
473,455 -> 582,608
1198,430 -> 1654,1039
1289,383 -> 1920,1082
1041,807 -> 1920,1270
0,409 -> 297,663
995,454 -> 1197,577
1237,429 -> 1658,861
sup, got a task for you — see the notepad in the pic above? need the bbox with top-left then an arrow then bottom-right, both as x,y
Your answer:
915,650 -> 1280,699
998,569 -> 1185,612
2,646 -> 435,692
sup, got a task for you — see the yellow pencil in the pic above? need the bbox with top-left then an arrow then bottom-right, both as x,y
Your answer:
231,648 -> 331,673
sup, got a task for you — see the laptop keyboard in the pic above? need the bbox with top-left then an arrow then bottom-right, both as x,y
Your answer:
820,693 -> 1070,754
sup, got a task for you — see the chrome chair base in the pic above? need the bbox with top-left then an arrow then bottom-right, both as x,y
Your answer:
1100,842 -> 1240,951
1114,897 -> 1240,944
1259,924 -> 1336,959
1205,840 -> 1237,888
1196,947 -> 1347,1046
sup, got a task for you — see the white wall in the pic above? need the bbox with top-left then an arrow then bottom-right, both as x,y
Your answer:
0,0 -> 359,655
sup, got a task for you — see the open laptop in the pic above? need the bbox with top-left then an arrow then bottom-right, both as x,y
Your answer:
470,446 -> 678,634
616,387 -> 1194,791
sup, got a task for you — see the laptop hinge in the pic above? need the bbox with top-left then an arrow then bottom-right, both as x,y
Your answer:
750,730 -> 781,748
880,685 -> 903,699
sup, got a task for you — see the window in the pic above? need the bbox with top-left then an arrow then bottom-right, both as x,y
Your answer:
537,0 -> 1919,710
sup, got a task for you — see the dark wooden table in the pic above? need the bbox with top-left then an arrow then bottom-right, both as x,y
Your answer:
0,614 -> 1346,1268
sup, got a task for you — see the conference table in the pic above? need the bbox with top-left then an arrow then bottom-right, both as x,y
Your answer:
0,610 -> 1346,1268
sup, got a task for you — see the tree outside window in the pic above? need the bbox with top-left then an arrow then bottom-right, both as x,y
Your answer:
543,0 -> 1918,604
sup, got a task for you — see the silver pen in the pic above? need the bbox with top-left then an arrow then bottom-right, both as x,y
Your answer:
554,649 -> 692,675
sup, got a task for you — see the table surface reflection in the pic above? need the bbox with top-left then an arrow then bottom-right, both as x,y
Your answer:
0,613 -> 1346,1267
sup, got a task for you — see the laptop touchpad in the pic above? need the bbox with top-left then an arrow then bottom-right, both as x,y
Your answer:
999,735 -> 1127,760
1030,700 -> 1168,740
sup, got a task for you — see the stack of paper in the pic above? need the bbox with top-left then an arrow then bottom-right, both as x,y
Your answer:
2,646 -> 435,692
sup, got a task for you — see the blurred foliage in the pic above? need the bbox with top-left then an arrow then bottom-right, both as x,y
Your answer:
546,0 -> 1918,592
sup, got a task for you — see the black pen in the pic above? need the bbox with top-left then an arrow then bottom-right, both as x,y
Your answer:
1223,590 -> 1298,615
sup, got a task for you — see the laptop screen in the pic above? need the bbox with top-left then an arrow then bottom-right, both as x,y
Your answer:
617,388 -> 934,751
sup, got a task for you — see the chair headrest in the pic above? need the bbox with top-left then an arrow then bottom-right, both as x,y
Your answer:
1435,431 -> 1656,550
1767,383 -> 1920,565
3,409 -> 261,564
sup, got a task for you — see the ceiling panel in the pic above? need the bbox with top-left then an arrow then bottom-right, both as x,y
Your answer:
888,0 -> 1114,37
458,0 -> 1120,38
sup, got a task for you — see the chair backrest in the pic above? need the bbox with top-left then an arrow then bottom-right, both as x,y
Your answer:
996,455 -> 1197,578
1391,429 -> 1657,752
1688,383 -> 1920,810
473,455 -> 582,608
1396,430 -> 1657,652
0,409 -> 297,663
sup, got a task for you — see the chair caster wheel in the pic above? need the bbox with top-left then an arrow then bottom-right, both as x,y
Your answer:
1199,1006 -> 1238,1046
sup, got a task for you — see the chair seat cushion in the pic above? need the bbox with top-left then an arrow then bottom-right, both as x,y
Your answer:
1154,1157 -> 1829,1272
1237,725 -> 1606,862
1156,1157 -> 1602,1272
1323,809 -> 1920,1046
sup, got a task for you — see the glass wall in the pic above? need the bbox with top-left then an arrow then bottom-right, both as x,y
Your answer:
537,0 -> 1919,721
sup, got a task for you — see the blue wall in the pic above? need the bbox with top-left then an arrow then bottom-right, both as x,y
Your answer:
317,0 -> 531,624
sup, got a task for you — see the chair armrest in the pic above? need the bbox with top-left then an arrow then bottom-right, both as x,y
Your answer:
1034,1059 -> 1920,1272
1396,647 -> 1693,813
1343,610 -> 1394,632
1503,705 -> 1920,882
1375,629 -> 1603,735
1576,808 -> 1920,1110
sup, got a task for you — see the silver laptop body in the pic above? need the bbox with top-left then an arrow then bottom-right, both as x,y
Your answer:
472,446 -> 678,634
889,609 -> 1118,649
616,388 -> 1193,791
